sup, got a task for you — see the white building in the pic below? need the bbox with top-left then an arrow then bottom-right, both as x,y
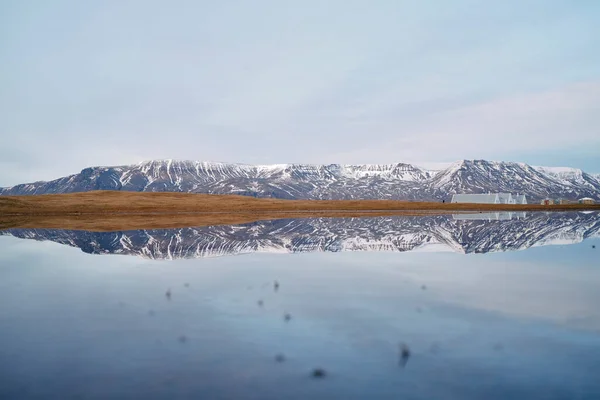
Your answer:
451,193 -> 527,204
497,193 -> 514,204
451,194 -> 500,204
514,194 -> 527,204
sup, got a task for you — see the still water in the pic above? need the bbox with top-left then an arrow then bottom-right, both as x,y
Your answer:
1,212 -> 599,399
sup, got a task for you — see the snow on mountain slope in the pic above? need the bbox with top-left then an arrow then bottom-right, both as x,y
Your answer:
340,163 -> 431,181
534,166 -> 582,176
1,159 -> 599,201
430,160 -> 560,196
534,166 -> 600,190
428,160 -> 600,200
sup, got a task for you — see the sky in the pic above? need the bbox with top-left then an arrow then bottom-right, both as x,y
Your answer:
1,0 -> 599,186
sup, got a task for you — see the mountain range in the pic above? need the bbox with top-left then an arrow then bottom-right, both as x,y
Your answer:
2,212 -> 599,259
1,159 -> 600,201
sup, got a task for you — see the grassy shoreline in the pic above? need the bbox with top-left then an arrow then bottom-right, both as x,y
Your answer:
1,191 -> 598,231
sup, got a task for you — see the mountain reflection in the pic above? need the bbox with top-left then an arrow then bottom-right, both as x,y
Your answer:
1,212 -> 599,259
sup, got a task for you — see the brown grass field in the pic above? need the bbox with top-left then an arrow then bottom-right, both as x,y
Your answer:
1,191 -> 598,231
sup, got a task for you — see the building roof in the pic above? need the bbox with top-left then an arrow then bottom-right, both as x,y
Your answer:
451,194 -> 499,203
497,193 -> 513,203
579,197 -> 595,201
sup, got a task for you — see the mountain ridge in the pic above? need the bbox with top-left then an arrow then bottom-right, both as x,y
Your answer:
2,159 -> 599,201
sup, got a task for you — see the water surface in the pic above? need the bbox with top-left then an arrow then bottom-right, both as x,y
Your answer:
1,212 -> 599,399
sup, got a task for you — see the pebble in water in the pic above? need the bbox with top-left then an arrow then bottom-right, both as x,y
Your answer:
399,343 -> 411,368
311,368 -> 326,378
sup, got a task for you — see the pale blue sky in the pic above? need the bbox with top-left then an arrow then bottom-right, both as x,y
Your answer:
1,0 -> 599,185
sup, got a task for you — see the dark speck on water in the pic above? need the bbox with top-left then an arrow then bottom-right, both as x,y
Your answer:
165,289 -> 172,300
274,281 -> 280,292
178,335 -> 188,344
184,283 -> 190,288
399,343 -> 411,368
311,368 -> 326,378
148,310 -> 155,317
593,245 -> 596,249
274,354 -> 285,363
284,313 -> 292,322
257,299 -> 264,307
421,285 -> 427,290
493,342 -> 505,351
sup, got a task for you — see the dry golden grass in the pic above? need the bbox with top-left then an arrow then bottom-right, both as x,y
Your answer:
1,191 -> 598,231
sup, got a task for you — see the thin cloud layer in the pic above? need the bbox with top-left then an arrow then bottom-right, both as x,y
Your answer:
1,0 -> 599,186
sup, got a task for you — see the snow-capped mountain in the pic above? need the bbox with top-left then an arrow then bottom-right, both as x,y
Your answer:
1,159 -> 599,201
533,166 -> 600,192
2,212 -> 599,259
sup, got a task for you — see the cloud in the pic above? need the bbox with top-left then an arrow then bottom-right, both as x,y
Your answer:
329,81 -> 600,164
412,81 -> 600,157
1,1 -> 599,185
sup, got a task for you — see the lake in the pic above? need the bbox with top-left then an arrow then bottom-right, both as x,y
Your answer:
1,212 -> 599,399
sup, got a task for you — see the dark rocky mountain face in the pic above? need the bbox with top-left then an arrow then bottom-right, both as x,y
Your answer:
2,212 -> 599,259
1,159 -> 599,201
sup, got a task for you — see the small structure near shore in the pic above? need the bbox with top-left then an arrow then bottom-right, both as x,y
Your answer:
579,197 -> 595,205
541,198 -> 596,205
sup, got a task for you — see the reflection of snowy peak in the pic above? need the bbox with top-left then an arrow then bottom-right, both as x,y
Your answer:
2,212 -> 599,259
2,159 -> 599,201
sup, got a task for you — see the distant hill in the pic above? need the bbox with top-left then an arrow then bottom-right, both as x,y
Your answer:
1,159 -> 599,202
